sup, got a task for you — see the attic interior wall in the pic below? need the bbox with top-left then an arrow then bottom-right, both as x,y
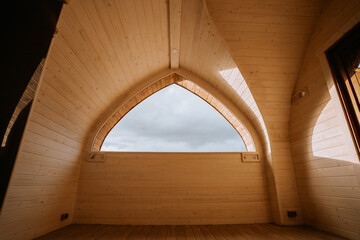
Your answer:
0,46 -> 87,239
0,0 -> 273,238
289,1 -> 360,239
4,0 -> 358,238
75,152 -> 271,225
204,0 -> 329,225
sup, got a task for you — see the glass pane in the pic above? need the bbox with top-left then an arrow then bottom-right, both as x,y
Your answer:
101,84 -> 246,152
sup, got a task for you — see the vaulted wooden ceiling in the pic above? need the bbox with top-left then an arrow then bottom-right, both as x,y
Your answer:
53,0 -> 266,136
35,0 -> 327,225
205,0 -> 326,224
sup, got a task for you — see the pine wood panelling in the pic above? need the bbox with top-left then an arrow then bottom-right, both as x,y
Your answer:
0,80 -> 86,240
75,152 -> 271,225
0,81 -> 87,239
3,0 -> 353,238
288,1 -> 360,239
177,1 -> 272,219
0,1 -> 170,239
179,0 -> 267,145
0,8 -> 101,236
205,0 -> 327,225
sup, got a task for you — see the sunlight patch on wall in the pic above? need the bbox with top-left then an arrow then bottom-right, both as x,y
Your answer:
219,67 -> 271,152
311,99 -> 354,162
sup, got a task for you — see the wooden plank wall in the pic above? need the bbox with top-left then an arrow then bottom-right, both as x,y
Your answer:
0,1 -> 272,238
289,1 -> 360,239
204,0 -> 327,225
178,1 -> 276,221
180,0 -> 267,137
0,59 -> 88,239
75,152 -> 271,225
4,0 -> 348,237
0,2 -> 171,239
1,59 -> 43,147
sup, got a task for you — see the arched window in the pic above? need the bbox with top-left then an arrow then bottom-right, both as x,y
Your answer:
93,74 -> 255,152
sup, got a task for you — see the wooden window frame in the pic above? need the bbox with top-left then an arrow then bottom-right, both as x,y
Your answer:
92,73 -> 256,152
326,22 -> 360,156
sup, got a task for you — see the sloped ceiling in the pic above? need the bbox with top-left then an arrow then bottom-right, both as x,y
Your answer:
51,0 -> 266,146
24,0 -> 326,225
205,0 -> 325,133
53,0 -> 169,115
204,0 -> 327,224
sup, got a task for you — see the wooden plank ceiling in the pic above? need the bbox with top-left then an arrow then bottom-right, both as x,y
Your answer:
59,0 -> 169,108
0,0 -> 329,235
52,0 -> 326,225
204,0 -> 327,224
53,0 -> 268,134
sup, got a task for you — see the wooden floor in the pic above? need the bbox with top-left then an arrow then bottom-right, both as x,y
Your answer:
36,224 -> 346,240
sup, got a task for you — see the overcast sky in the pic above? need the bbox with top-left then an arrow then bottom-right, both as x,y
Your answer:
101,84 -> 246,152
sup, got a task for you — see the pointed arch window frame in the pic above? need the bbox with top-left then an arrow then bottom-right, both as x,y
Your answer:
92,73 -> 255,152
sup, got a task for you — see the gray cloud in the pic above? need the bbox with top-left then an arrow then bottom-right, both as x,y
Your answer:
101,84 -> 246,152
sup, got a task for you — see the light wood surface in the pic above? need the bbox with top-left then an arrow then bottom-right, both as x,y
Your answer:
205,0 -> 327,225
36,224 -> 346,240
0,1 -> 170,239
1,59 -> 44,147
75,152 -> 270,225
0,9 -> 87,239
289,1 -> 360,240
179,0 -> 268,150
169,0 -> 182,69
1,0 -> 359,240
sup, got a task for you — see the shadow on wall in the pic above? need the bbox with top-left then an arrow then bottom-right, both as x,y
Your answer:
291,85 -> 360,239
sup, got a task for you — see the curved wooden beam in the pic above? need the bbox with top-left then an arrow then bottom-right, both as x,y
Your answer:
91,72 -> 255,152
